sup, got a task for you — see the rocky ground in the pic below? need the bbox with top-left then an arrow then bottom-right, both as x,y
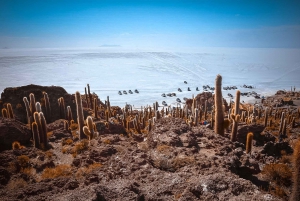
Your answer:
0,85 -> 299,201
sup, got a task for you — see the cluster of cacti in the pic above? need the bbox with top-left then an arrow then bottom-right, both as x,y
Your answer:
83,116 -> 97,140
1,103 -> 14,119
23,93 -> 36,127
32,111 -> 48,149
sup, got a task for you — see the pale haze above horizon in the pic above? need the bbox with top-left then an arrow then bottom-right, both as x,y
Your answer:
1,0 -> 300,49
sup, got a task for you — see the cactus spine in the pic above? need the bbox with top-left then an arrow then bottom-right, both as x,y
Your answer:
291,140 -> 300,201
246,132 -> 253,154
75,91 -> 86,139
214,74 -> 224,135
230,90 -> 240,142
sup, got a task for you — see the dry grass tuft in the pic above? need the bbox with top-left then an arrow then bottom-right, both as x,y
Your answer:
62,138 -> 73,146
70,123 -> 78,131
41,164 -> 72,179
72,139 -> 89,157
75,163 -> 102,178
7,178 -> 27,189
262,163 -> 292,186
17,155 -> 30,170
45,150 -> 53,159
156,145 -> 172,153
12,141 -> 25,150
102,138 -> 111,144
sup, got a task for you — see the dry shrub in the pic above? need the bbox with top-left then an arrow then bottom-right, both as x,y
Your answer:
17,155 -> 30,170
62,138 -> 73,146
47,131 -> 53,138
12,141 -> 24,150
41,164 -> 72,179
70,123 -> 78,131
72,139 -> 89,156
45,150 -> 53,159
279,155 -> 291,164
102,139 -> 111,144
262,163 -> 292,186
269,185 -> 287,198
156,145 -> 172,153
16,103 -> 22,110
76,163 -> 102,178
22,167 -> 36,176
62,146 -> 68,154
7,178 -> 27,189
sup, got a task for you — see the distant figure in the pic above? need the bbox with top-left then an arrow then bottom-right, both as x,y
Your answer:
161,93 -> 166,97
184,81 -> 187,84
129,90 -> 133,94
118,91 -> 122,95
176,98 -> 181,103
123,90 -> 127,94
196,87 -> 199,91
178,88 -> 182,92
134,89 -> 139,93
187,87 -> 191,91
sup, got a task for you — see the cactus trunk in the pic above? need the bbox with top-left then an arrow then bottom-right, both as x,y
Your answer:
214,74 -> 224,135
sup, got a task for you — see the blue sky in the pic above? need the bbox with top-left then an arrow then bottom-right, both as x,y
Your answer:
0,0 -> 300,48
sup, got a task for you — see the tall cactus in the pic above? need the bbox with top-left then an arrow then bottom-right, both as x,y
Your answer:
32,122 -> 40,148
264,108 -> 268,127
1,108 -> 8,118
7,103 -> 14,119
58,97 -> 66,119
291,140 -> 300,201
230,90 -> 240,142
87,84 -> 93,109
43,92 -> 51,123
33,112 -> 44,145
85,87 -> 89,109
67,106 -> 73,123
94,97 -> 98,119
29,93 -> 36,116
23,97 -> 32,126
214,74 -> 224,135
35,102 -> 42,113
246,132 -> 253,154
39,112 -> 48,148
279,112 -> 285,134
75,91 -> 85,139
